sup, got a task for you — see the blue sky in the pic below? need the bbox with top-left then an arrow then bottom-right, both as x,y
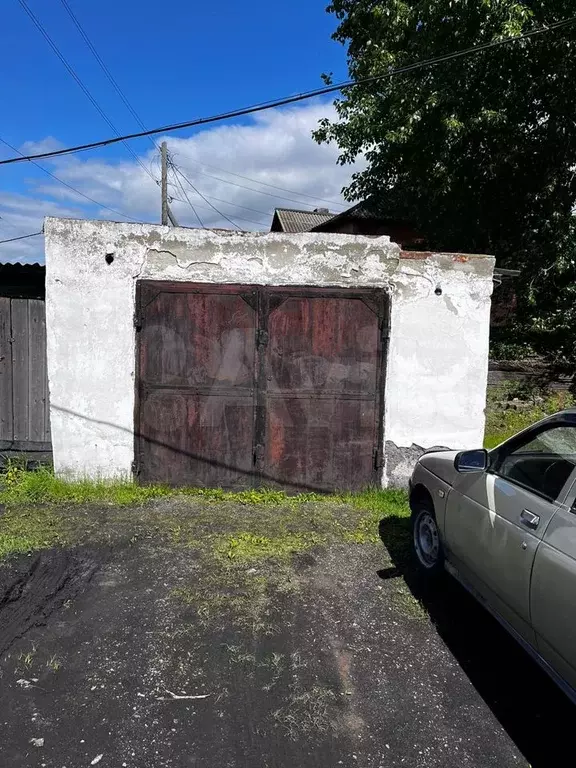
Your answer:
0,0 -> 355,261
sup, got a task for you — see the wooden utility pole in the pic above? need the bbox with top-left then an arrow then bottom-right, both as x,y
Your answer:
161,141 -> 169,226
160,141 -> 179,227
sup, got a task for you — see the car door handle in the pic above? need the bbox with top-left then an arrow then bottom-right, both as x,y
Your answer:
520,509 -> 540,530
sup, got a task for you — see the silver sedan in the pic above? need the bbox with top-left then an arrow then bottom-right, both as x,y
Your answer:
409,409 -> 576,704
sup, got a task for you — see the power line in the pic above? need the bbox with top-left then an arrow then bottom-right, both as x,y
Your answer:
59,0 -> 149,136
0,137 -> 141,222
0,231 -> 43,245
57,1 -> 277,221
168,181 -> 273,217
184,159 -> 347,209
170,162 -> 243,230
58,0 -> 157,153
186,167 -> 343,209
202,194 -> 272,217
169,193 -> 270,227
17,0 -> 156,180
2,15 -> 575,167
169,165 -> 205,228
168,196 -> 269,228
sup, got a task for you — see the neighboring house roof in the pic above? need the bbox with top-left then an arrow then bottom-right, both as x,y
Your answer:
310,199 -> 414,232
270,200 -> 421,243
0,262 -> 45,299
270,207 -> 335,233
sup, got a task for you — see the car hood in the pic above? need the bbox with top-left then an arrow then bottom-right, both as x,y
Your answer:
418,450 -> 460,486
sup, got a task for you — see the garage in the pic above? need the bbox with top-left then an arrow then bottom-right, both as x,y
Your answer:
135,282 -> 388,491
43,218 -> 494,486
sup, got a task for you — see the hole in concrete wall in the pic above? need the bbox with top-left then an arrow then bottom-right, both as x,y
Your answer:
105,254 -> 114,265
434,285 -> 442,296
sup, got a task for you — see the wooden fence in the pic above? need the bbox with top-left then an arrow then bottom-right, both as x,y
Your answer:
0,296 -> 51,462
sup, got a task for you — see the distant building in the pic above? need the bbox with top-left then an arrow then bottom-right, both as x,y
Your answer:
270,200 -> 424,247
270,208 -> 335,233
270,201 -> 518,327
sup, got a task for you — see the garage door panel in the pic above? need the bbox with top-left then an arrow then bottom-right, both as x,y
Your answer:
140,292 -> 256,388
264,397 -> 377,491
139,391 -> 254,488
136,283 -> 385,491
267,297 -> 378,394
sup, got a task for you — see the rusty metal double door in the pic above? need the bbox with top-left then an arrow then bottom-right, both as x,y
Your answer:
136,282 -> 387,491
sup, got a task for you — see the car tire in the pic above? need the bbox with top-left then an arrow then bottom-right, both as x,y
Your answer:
411,502 -> 445,577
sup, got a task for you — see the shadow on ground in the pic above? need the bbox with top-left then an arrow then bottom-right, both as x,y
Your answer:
378,515 -> 574,768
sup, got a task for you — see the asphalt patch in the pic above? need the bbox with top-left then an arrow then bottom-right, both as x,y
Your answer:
0,531 -> 531,768
0,548 -> 98,657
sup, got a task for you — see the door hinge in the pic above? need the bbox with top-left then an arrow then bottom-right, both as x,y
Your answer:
131,459 -> 140,477
373,447 -> 383,470
134,312 -> 142,331
381,322 -> 390,341
257,329 -> 269,347
254,443 -> 265,465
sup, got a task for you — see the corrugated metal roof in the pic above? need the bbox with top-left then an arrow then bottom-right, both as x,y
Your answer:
0,261 -> 45,299
272,208 -> 335,233
0,261 -> 44,268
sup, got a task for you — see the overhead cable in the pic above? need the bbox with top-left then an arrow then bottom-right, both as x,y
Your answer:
2,15 -> 574,167
18,0 -> 156,180
0,231 -> 43,245
170,162 -> 243,230
169,164 -> 205,228
0,137 -> 141,223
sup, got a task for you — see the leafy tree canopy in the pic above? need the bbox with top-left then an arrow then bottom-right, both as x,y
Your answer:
315,2 -> 576,371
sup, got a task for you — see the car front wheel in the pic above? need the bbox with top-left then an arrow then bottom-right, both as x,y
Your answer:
411,504 -> 444,576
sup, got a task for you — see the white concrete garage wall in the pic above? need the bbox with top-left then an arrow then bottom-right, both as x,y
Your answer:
43,217 -> 494,485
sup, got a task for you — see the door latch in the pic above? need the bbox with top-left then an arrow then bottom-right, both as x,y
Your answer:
254,444 -> 265,465
520,509 -> 540,530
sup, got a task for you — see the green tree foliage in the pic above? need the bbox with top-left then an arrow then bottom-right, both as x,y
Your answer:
314,2 -> 576,373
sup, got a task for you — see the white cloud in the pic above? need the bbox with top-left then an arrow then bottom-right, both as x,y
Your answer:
0,101 -> 358,263
0,193 -> 83,263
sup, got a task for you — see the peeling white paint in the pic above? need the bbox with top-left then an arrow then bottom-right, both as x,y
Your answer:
44,217 -> 494,484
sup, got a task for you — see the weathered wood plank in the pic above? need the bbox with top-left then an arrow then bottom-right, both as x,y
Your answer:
11,299 -> 30,441
0,297 -> 13,442
27,299 -> 48,442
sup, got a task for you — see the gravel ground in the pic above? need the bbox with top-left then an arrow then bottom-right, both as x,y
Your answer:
0,497 -> 569,767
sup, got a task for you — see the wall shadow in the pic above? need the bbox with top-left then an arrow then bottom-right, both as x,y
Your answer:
50,404 -> 332,493
378,515 -> 574,768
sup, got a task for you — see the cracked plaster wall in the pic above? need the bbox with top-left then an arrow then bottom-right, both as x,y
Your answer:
44,217 -> 494,483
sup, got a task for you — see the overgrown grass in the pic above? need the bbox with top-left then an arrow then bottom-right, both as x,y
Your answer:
0,505 -> 68,559
0,464 -> 326,508
0,459 -> 410,567
484,386 -> 574,449
0,465 -> 413,634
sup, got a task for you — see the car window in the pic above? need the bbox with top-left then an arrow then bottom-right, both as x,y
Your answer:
492,424 -> 576,501
517,427 -> 576,455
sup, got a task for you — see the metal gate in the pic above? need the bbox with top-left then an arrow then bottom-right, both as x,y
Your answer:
135,282 -> 388,491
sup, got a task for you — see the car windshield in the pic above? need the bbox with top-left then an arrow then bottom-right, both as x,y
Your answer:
516,426 -> 576,456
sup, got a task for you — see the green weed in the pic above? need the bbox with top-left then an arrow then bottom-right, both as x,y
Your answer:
484,387 -> 574,449
0,464 -> 171,506
17,645 -> 37,670
46,655 -> 61,672
273,684 -> 337,739
0,465 -> 327,509
0,507 -> 66,560
216,531 -> 324,563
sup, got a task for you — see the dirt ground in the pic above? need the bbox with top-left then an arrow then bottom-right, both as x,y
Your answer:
0,497 -> 571,767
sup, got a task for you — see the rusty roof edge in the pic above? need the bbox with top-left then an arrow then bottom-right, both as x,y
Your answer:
400,250 -> 494,260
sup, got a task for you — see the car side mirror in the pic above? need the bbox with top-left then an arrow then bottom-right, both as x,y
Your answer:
454,449 -> 488,473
